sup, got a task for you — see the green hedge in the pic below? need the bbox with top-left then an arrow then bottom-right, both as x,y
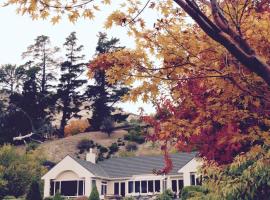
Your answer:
181,186 -> 208,200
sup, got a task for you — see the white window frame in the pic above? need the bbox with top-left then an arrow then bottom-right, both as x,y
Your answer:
51,179 -> 85,198
127,179 -> 162,196
101,181 -> 107,196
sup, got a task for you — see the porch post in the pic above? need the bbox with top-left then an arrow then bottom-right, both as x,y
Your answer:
183,172 -> 190,186
77,180 -> 79,196
44,179 -> 50,198
85,177 -> 92,196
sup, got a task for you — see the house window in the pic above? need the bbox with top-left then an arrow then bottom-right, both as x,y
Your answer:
172,180 -> 177,192
101,181 -> 107,195
141,181 -> 147,193
128,181 -> 133,193
148,181 -> 154,193
120,182 -> 126,197
190,173 -> 196,185
55,181 -> 60,194
196,176 -> 202,185
50,181 -> 55,196
78,180 -> 84,195
92,180 -> 96,187
154,180 -> 160,192
114,182 -> 119,195
178,180 -> 184,192
51,180 -> 85,197
135,181 -> 140,193
61,181 -> 77,196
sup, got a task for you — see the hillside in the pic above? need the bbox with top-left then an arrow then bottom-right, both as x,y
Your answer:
33,129 -> 163,162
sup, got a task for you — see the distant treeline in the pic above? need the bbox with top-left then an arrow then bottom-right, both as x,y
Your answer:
0,32 -> 129,144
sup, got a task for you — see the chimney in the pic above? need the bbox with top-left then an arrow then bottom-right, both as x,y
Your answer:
86,148 -> 96,164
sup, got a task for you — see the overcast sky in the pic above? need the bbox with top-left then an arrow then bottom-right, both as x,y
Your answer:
0,4 -> 156,114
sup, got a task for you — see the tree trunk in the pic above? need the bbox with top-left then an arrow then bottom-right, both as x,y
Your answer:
173,0 -> 270,86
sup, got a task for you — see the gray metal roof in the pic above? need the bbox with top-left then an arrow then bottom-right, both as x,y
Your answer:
73,157 -> 108,177
73,152 -> 197,178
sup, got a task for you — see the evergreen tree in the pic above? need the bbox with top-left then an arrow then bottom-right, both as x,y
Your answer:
0,64 -> 25,94
100,117 -> 114,137
26,180 -> 42,200
89,185 -> 100,200
57,32 -> 87,137
22,35 -> 59,94
86,33 -> 129,130
8,67 -> 49,137
21,35 -> 59,132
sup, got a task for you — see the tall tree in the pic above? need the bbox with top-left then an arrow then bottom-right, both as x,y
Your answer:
87,32 -> 129,130
9,67 -> 47,135
0,64 -> 25,94
57,32 -> 87,137
22,35 -> 59,94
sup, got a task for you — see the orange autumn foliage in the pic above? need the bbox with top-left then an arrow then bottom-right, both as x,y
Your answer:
64,119 -> 90,137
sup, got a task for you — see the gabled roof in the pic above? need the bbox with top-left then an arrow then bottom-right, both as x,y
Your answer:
73,157 -> 108,177
73,152 -> 197,178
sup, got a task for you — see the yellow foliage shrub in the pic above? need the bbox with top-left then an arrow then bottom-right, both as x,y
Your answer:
64,119 -> 90,137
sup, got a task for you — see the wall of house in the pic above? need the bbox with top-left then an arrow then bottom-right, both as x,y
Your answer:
55,170 -> 80,181
103,174 -> 184,199
178,158 -> 201,186
42,156 -> 94,198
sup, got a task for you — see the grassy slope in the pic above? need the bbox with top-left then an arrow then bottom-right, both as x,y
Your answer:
36,130 -> 163,162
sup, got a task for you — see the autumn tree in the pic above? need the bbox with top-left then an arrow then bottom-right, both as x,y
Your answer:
5,1 -> 270,86
86,32 -> 129,130
3,0 -> 270,198
57,32 -> 87,137
22,35 -> 60,94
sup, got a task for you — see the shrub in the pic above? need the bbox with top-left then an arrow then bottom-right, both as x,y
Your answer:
89,185 -> 100,200
181,186 -> 206,200
125,142 -> 138,152
156,189 -> 174,200
52,192 -> 64,200
109,143 -> 119,154
75,196 -> 88,200
77,139 -> 95,154
26,142 -> 39,152
64,119 -> 89,137
0,145 -> 47,198
124,130 -> 145,144
99,146 -> 108,154
100,117 -> 114,137
124,197 -> 135,200
26,180 -> 42,200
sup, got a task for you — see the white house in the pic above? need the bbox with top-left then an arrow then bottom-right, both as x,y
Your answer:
42,150 -> 201,199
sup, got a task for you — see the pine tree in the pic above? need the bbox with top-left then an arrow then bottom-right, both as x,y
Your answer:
86,32 -> 129,130
57,32 -> 87,137
21,35 -> 60,131
22,35 -> 59,94
9,67 -> 46,135
26,180 -> 42,200
0,64 -> 25,94
89,185 -> 100,200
